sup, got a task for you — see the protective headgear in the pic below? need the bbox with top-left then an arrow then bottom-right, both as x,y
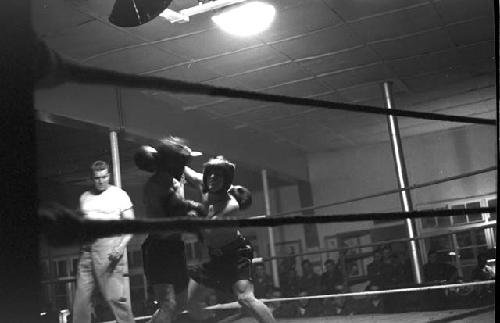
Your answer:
202,156 -> 235,193
155,137 -> 194,180
134,145 -> 157,173
109,0 -> 174,27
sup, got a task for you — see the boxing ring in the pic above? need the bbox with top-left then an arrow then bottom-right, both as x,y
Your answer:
33,18 -> 496,323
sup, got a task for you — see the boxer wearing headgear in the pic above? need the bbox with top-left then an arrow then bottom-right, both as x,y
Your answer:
136,137 -> 204,323
183,156 -> 276,323
201,156 -> 235,193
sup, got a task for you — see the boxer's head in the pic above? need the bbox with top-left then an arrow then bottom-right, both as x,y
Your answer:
90,160 -> 110,192
202,156 -> 235,193
155,137 -> 193,180
134,136 -> 197,180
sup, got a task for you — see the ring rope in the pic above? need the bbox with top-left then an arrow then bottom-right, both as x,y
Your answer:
259,221 -> 497,262
98,281 -> 496,323
254,166 -> 497,218
55,59 -> 496,126
38,221 -> 497,283
205,280 -> 496,310
40,207 -> 496,243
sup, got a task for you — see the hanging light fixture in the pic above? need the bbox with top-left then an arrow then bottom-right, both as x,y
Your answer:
109,0 -> 174,27
211,1 -> 276,37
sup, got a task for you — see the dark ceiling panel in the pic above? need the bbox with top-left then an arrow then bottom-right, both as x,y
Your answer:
322,0 -> 428,21
296,46 -> 380,75
370,29 -> 454,60
271,25 -> 362,59
319,63 -> 392,90
198,45 -> 290,76
348,3 -> 442,43
260,0 -> 342,42
223,62 -> 310,89
44,20 -> 143,60
86,44 -> 188,74
386,49 -> 461,78
148,62 -> 220,83
158,27 -> 263,60
433,0 -> 494,24
445,17 -> 495,46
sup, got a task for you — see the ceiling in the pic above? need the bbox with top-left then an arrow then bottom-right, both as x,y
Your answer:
32,0 -> 497,187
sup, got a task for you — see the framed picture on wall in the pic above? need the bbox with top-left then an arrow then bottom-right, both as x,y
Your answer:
273,240 -> 303,274
339,230 -> 372,257
343,236 -> 360,256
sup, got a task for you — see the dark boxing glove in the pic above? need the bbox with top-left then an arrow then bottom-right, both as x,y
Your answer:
134,145 -> 157,173
229,185 -> 252,210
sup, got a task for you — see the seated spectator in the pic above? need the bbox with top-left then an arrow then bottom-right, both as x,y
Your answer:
321,259 -> 343,294
354,284 -> 385,314
470,252 -> 495,304
292,290 -> 324,318
380,245 -> 400,288
299,259 -> 321,295
280,267 -> 299,297
323,284 -> 355,316
266,287 -> 295,318
422,250 -> 459,311
471,253 -> 495,281
393,252 -> 413,286
423,250 -> 459,283
253,263 -> 273,298
367,249 -> 384,287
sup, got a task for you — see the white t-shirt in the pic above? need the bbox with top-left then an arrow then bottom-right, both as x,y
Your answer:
80,185 -> 133,220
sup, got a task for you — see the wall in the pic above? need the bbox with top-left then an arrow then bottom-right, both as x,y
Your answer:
306,124 -> 496,248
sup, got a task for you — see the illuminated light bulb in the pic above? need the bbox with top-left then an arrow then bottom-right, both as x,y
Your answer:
212,2 -> 276,37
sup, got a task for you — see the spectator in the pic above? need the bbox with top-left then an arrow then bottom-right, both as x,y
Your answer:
354,284 -> 385,314
423,250 -> 459,283
394,252 -> 413,286
279,247 -> 297,273
266,287 -> 295,318
321,259 -> 343,294
471,253 -> 495,281
380,245 -> 400,288
280,267 -> 299,297
253,263 -> 273,298
323,284 -> 354,316
470,252 -> 495,304
299,259 -> 321,295
292,290 -> 323,318
422,250 -> 459,311
367,249 -> 384,287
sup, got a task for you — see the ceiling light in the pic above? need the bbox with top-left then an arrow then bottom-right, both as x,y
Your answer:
109,0 -> 174,27
212,2 -> 276,36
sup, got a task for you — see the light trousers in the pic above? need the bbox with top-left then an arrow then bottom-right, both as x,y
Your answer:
72,238 -> 135,323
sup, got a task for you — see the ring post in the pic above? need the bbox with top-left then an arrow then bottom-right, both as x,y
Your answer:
383,81 -> 423,284
109,129 -> 132,304
262,169 -> 280,287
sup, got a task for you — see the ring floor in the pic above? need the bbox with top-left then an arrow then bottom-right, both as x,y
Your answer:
226,306 -> 494,323
130,305 -> 494,323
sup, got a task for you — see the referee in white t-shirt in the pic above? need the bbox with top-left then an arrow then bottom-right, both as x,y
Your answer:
72,160 -> 135,323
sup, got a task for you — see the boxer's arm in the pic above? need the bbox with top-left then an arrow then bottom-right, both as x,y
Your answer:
183,166 -> 203,190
